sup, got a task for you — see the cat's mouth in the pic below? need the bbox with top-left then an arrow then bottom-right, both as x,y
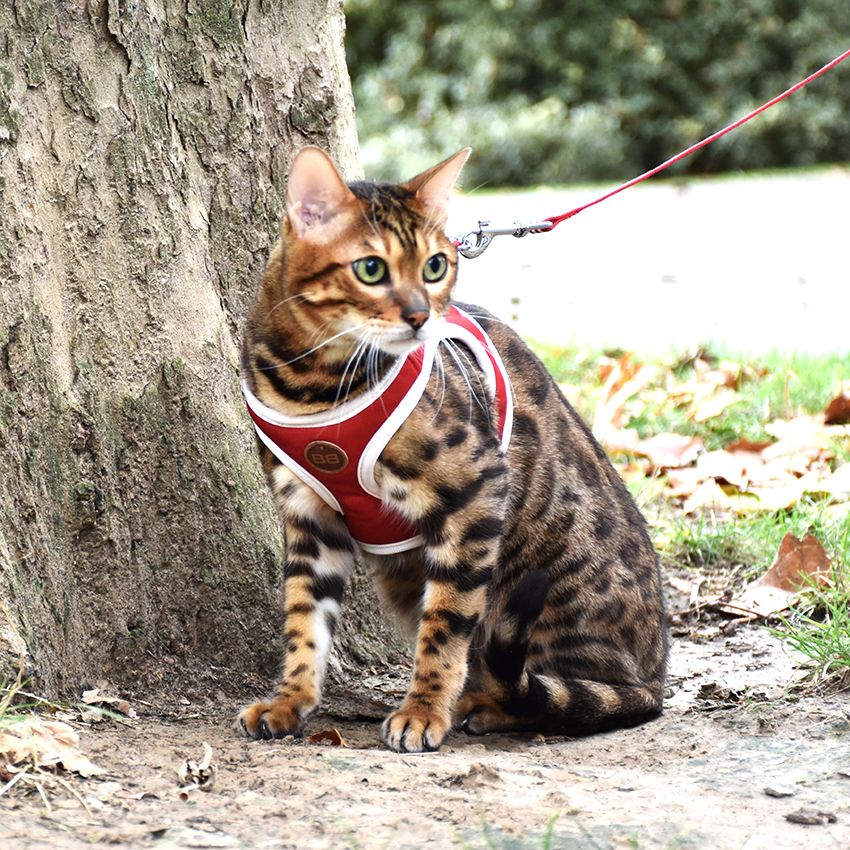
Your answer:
370,321 -> 432,355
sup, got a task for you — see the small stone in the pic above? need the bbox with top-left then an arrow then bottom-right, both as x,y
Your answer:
764,785 -> 796,798
785,808 -> 837,826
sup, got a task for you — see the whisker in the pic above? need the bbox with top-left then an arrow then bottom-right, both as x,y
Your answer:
334,333 -> 365,406
265,291 -> 312,319
357,206 -> 382,242
430,348 -> 448,423
440,338 -> 489,423
276,325 -> 363,367
336,332 -> 371,406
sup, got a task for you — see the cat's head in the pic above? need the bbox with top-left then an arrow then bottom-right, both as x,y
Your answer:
278,147 -> 470,357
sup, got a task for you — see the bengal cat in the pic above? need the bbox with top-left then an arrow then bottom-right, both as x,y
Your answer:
237,147 -> 667,753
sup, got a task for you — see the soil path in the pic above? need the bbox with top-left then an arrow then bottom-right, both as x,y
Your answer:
2,628 -> 848,849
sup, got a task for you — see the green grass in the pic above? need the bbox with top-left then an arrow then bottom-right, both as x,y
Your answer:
537,344 -> 850,451
657,497 -> 850,578
773,571 -> 850,679
0,670 -> 27,724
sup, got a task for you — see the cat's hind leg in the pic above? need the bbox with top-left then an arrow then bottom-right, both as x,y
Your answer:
457,569 -> 665,735
455,569 -> 549,733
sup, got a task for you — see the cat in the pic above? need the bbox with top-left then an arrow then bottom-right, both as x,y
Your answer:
237,146 -> 668,753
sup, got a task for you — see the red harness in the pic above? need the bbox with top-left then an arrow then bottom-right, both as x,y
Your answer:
243,306 -> 513,554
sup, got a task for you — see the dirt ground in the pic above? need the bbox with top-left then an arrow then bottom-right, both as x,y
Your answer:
2,616 -> 849,850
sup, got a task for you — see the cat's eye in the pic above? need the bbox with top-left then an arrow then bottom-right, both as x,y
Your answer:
423,253 -> 448,283
352,256 -> 388,285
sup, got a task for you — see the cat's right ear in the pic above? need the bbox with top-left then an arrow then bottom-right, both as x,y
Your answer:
285,147 -> 356,238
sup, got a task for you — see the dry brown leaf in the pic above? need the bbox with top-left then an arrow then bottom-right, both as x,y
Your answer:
598,353 -> 640,391
695,450 -> 750,490
824,386 -> 850,425
307,728 -> 346,747
682,479 -> 734,514
763,417 -> 839,466
665,466 -> 707,498
723,533 -> 832,619
819,463 -> 850,498
633,433 -> 703,471
762,533 -> 832,591
0,717 -> 104,779
177,741 -> 217,793
80,688 -> 137,719
596,426 -> 640,455
725,438 -> 774,454
592,364 -> 658,434
689,387 -> 737,423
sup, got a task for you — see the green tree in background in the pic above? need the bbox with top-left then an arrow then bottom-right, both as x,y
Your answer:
346,0 -> 850,186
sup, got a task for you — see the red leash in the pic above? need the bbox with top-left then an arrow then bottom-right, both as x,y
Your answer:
456,46 -> 850,257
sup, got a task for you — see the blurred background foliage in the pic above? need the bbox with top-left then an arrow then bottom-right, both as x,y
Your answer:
344,0 -> 850,187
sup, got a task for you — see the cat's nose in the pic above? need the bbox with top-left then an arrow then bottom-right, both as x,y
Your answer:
402,307 -> 430,330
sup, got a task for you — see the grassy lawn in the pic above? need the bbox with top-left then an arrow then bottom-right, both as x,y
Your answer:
536,342 -> 850,678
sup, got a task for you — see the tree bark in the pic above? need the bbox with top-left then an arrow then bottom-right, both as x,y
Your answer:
0,0 -> 394,702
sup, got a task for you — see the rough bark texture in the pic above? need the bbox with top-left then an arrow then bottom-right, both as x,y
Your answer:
0,0 -> 399,701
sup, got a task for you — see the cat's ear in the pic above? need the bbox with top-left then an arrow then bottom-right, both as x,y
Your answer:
403,148 -> 471,224
286,147 -> 356,238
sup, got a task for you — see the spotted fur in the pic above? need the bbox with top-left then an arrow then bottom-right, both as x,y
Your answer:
237,147 -> 667,752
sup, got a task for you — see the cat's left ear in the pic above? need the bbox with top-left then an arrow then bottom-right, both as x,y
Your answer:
403,148 -> 471,224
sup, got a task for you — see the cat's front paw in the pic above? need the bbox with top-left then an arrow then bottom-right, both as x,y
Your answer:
237,697 -> 314,740
381,705 -> 451,753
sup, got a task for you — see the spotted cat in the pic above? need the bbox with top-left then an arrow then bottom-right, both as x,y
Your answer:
237,147 -> 667,752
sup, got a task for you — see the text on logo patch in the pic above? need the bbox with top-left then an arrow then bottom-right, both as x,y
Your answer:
304,441 -> 349,474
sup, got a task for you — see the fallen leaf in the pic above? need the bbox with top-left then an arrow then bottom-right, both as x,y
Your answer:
593,363 -> 658,434
820,463 -> 850,498
0,717 -> 104,779
307,728 -> 346,747
763,417 -> 840,467
80,688 -> 137,719
824,388 -> 850,425
177,741 -> 217,792
785,808 -> 837,825
596,426 -> 640,454
725,438 -> 774,453
633,433 -> 703,470
695,450 -> 750,490
665,466 -> 707,498
723,533 -> 832,619
689,387 -> 737,423
761,532 -> 832,592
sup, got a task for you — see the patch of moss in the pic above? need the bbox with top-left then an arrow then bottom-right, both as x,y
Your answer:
59,62 -> 100,122
0,66 -> 21,143
11,0 -> 53,35
189,0 -> 245,49
23,47 -> 45,88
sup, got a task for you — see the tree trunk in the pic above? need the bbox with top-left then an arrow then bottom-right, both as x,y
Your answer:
0,0 -> 397,703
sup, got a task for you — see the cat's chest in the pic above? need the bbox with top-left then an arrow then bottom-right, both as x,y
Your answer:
374,399 -> 501,521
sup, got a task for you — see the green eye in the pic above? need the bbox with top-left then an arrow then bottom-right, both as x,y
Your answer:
352,256 -> 387,285
423,253 -> 448,282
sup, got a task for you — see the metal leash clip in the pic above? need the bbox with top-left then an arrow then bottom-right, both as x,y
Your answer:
455,219 -> 554,259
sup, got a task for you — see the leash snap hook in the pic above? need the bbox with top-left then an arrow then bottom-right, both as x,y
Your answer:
456,219 -> 554,259
456,226 -> 494,259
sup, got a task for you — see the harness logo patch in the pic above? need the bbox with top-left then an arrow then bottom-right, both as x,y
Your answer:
304,441 -> 349,474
